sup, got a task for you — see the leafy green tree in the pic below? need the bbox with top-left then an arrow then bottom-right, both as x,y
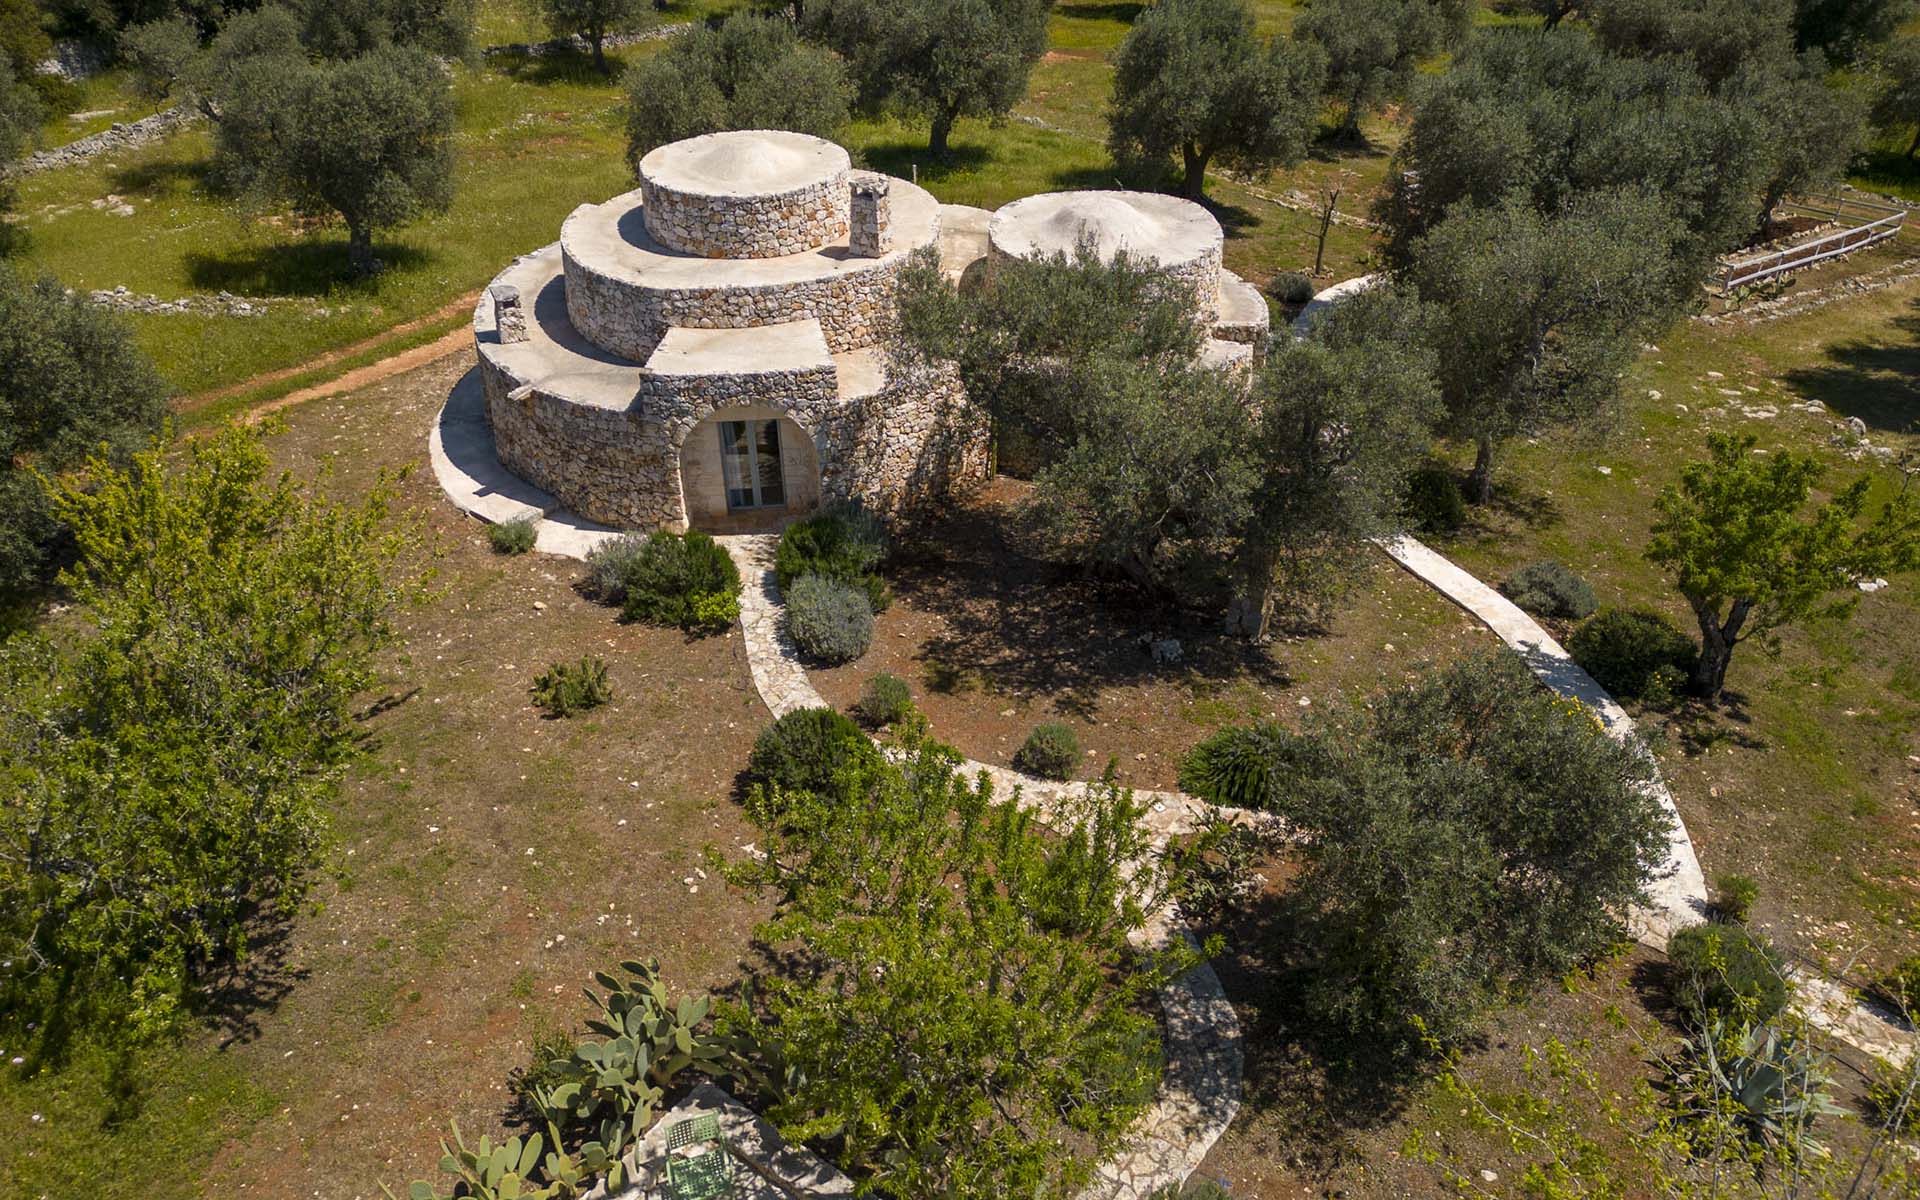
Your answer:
541,0 -> 650,73
1645,432 -> 1920,702
0,0 -> 51,83
193,11 -> 455,275
1402,188 -> 1680,504
1871,33 -> 1920,158
1229,282 -> 1440,637
1524,0 -> 1580,26
623,11 -> 849,163
1377,24 -> 1773,307
726,722 -> 1193,1199
0,424 -> 416,1041
1795,0 -> 1912,63
118,14 -> 199,99
285,0 -> 475,61
1106,0 -> 1327,199
1293,0 -> 1454,139
805,0 -> 1053,157
0,49 -> 40,243
0,266 -> 167,597
1249,651 -> 1671,1048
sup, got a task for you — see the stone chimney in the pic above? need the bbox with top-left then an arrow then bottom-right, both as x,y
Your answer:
491,283 -> 529,344
849,177 -> 891,258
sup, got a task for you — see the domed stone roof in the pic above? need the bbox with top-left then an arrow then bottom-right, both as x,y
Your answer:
988,190 -> 1221,269
639,129 -> 850,199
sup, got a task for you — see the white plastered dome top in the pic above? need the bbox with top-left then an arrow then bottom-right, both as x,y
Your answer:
638,129 -> 851,199
988,190 -> 1222,268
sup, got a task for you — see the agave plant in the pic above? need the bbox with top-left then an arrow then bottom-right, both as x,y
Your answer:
1177,722 -> 1292,812
1669,1018 -> 1848,1157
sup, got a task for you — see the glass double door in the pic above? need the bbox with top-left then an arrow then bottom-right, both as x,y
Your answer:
718,419 -> 786,511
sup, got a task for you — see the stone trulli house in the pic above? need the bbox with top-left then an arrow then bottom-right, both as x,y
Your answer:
471,129 -> 1270,535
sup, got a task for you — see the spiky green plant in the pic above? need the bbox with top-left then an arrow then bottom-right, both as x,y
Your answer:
1177,722 -> 1290,811
1668,1019 -> 1847,1156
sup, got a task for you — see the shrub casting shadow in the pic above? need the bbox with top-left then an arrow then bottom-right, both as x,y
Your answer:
893,494 -> 1288,724
185,239 -> 431,296
1780,297 -> 1920,433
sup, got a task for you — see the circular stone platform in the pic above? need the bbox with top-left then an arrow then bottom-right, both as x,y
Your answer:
639,130 -> 852,259
989,191 -> 1224,302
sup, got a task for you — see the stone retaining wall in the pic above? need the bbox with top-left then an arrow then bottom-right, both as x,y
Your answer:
14,105 -> 200,175
641,173 -> 849,259
562,243 -> 908,360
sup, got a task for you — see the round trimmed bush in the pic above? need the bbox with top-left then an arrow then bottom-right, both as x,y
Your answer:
1270,271 -> 1315,306
615,531 -> 741,635
1500,560 -> 1597,621
747,706 -> 879,801
1014,722 -> 1080,781
584,532 -> 649,603
855,672 -> 913,727
488,515 -> 537,555
1568,607 -> 1697,702
1403,465 -> 1465,535
788,573 -> 873,664
1666,923 -> 1790,1026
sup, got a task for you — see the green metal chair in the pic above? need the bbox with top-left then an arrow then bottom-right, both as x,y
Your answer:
662,1113 -> 734,1200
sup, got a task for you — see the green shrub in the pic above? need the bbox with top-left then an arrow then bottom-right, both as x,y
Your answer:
1873,956 -> 1920,1013
855,672 -> 913,727
747,706 -> 879,802
1667,923 -> 1790,1026
488,514 -> 538,555
775,505 -> 891,613
1014,722 -> 1080,781
617,530 -> 741,635
1403,465 -> 1465,535
787,572 -> 873,664
584,532 -> 648,603
1568,607 -> 1697,703
1712,872 -> 1760,924
1500,560 -> 1597,621
1270,271 -> 1315,305
530,656 -> 613,717
1178,722 -> 1290,811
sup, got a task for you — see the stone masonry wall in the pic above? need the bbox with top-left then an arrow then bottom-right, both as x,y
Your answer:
562,243 -> 909,361
987,240 -> 1222,315
640,175 -> 849,259
825,360 -> 989,516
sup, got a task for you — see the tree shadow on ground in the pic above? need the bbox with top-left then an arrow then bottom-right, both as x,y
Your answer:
1481,476 -> 1564,534
184,240 -> 430,296
1056,1 -> 1146,23
1202,885 -> 1434,1177
1780,297 -> 1920,433
486,47 -> 629,86
1312,125 -> 1388,159
106,154 -> 211,197
893,487 -> 1289,728
190,907 -> 311,1048
858,141 -> 990,183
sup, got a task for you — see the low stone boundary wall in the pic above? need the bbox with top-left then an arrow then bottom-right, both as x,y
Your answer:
13,105 -> 200,176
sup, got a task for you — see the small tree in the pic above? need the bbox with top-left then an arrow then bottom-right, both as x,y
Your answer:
541,0 -> 650,73
1795,0 -> 1913,65
286,0 -> 476,62
1,424 -> 415,1039
118,15 -> 200,99
1257,651 -> 1671,1048
194,14 -> 455,276
1106,0 -> 1327,200
1229,282 -> 1440,638
1645,432 -> 1920,702
623,11 -> 850,164
0,266 -> 168,597
0,49 -> 39,241
1403,188 -> 1681,504
1871,33 -> 1920,159
1293,0 -> 1452,140
805,0 -> 1053,157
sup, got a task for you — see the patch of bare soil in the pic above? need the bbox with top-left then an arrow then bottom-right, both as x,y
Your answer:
807,479 -> 1496,791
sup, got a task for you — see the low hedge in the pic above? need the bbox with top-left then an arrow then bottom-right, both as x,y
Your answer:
747,707 -> 879,803
787,573 -> 872,664
602,530 -> 741,635
775,505 -> 890,613
1568,607 -> 1697,703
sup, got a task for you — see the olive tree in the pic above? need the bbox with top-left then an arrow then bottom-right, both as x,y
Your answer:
0,49 -> 38,242
1107,0 -> 1327,200
286,0 -> 476,61
1646,432 -> 1920,702
805,0 -> 1052,157
541,0 -> 650,73
1232,651 -> 1671,1048
0,267 -> 168,597
117,13 -> 199,99
192,10 -> 455,276
1293,0 -> 1458,139
1403,188 -> 1680,504
623,11 -> 850,163
1872,34 -> 1920,158
1794,0 -> 1913,63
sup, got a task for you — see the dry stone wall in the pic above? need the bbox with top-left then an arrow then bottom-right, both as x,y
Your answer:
641,174 -> 849,259
562,243 -> 910,360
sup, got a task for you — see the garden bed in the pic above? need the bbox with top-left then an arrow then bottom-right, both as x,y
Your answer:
805,477 -> 1496,791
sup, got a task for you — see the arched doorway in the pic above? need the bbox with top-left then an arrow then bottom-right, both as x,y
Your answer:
679,409 -> 822,533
